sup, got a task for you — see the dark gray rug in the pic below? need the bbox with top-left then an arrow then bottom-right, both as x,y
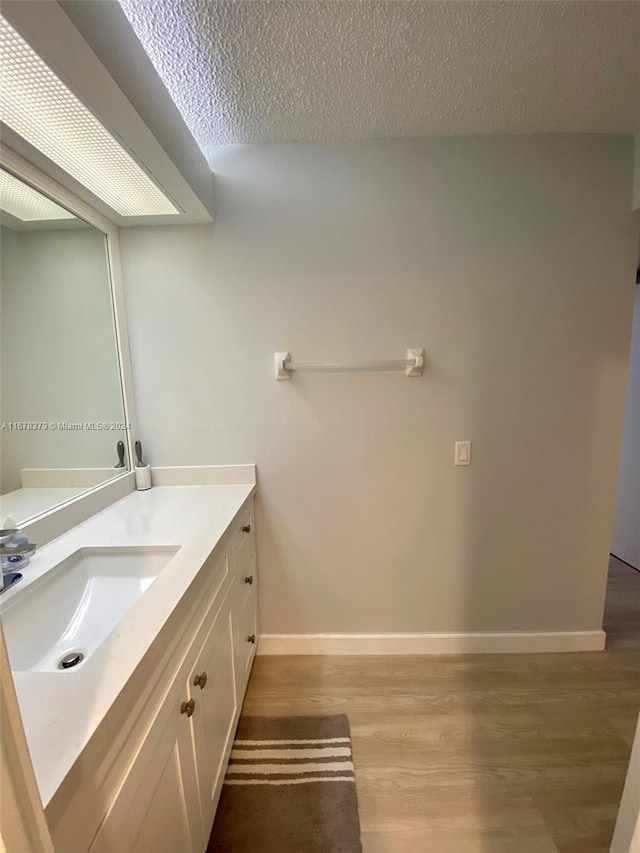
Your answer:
208,715 -> 362,852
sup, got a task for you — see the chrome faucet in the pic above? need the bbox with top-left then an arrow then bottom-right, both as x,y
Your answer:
0,528 -> 37,556
0,529 -> 37,594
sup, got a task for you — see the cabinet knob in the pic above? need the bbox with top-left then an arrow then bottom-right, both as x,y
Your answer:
247,634 -> 256,644
244,576 -> 254,585
180,699 -> 195,717
193,672 -> 208,689
241,524 -> 251,533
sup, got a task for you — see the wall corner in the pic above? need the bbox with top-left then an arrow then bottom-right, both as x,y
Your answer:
634,136 -> 640,211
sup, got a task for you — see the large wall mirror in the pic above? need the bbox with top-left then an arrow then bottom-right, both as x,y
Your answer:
0,166 -> 130,526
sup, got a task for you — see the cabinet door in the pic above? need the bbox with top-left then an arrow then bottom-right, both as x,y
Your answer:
89,688 -> 204,853
188,600 -> 238,836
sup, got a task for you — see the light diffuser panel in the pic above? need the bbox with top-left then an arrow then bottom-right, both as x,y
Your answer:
0,169 -> 76,221
0,15 -> 180,217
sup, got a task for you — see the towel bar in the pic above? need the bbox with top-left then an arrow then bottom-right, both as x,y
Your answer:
274,349 -> 424,380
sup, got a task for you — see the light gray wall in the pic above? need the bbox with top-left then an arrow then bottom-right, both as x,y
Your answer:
119,135 -> 638,635
612,285 -> 640,568
1,226 -> 126,493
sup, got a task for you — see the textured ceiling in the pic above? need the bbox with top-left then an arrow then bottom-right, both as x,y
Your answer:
117,1 -> 640,162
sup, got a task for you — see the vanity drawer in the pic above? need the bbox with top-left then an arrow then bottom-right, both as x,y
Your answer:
233,505 -> 254,554
235,544 -> 256,607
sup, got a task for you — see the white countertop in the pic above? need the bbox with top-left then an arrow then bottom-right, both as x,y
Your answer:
2,483 -> 255,807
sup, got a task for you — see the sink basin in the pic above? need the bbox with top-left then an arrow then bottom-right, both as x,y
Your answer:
0,546 -> 179,673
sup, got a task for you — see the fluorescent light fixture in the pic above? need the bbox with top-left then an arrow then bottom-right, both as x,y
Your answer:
0,15 -> 180,217
0,169 -> 75,221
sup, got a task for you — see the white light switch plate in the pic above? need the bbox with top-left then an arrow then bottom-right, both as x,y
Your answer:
455,441 -> 472,466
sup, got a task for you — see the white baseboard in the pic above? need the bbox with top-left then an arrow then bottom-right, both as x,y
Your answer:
257,630 -> 606,655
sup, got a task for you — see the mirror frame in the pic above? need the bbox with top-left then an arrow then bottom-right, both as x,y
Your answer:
0,145 -> 140,541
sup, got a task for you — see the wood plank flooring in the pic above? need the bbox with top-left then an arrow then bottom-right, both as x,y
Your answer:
243,558 -> 640,852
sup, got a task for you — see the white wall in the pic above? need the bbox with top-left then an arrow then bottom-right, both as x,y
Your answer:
612,285 -> 640,569
119,135 -> 638,636
0,226 -> 126,494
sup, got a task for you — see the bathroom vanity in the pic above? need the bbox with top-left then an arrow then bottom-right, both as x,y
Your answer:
0,105 -> 260,853
2,479 -> 259,852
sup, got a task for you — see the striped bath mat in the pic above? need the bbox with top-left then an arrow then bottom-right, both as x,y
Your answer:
208,715 -> 362,852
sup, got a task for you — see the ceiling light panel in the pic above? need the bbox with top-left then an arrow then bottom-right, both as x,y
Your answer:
0,169 -> 75,221
0,15 -> 180,217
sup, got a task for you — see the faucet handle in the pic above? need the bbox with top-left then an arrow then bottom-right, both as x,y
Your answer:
0,529 -> 20,545
0,542 -> 37,556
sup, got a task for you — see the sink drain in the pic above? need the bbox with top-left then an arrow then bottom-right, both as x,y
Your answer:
58,651 -> 84,670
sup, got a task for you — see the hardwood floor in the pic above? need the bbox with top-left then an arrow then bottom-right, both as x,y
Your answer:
243,559 -> 640,852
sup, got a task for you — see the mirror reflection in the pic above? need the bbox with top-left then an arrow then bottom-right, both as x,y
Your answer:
0,169 -> 128,526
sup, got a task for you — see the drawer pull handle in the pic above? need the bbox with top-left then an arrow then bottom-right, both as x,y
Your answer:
180,699 -> 195,717
247,634 -> 256,644
244,576 -> 254,585
193,672 -> 208,689
241,524 -> 251,533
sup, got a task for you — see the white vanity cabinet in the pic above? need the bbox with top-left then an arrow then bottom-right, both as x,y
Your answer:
46,496 -> 259,853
